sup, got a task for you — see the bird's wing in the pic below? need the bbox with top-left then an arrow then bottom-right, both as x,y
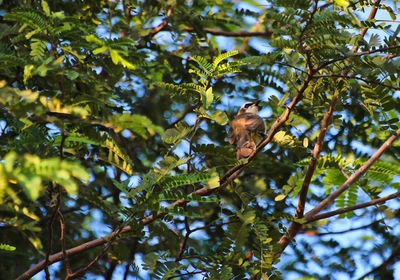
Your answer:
228,124 -> 235,145
243,114 -> 266,133
228,117 -> 249,145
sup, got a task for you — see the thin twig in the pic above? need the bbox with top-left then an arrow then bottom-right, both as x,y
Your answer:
299,0 -> 319,52
176,116 -> 201,260
307,189 -> 400,222
239,16 -> 265,52
189,219 -> 239,233
167,271 -> 203,280
58,210 -> 72,277
108,5 -> 113,40
166,104 -> 198,129
183,27 -> 272,37
65,225 -> 126,279
122,240 -> 137,280
104,258 -> 118,280
313,74 -> 400,91
121,0 -> 133,38
307,129 -> 400,218
146,5 -> 175,38
44,184 -> 57,280
44,129 -> 66,278
357,248 -> 400,280
319,42 -> 400,70
306,219 -> 382,236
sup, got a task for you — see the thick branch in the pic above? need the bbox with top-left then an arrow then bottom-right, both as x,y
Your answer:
295,94 -> 338,218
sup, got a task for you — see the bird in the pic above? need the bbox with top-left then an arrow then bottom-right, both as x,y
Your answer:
228,101 -> 266,160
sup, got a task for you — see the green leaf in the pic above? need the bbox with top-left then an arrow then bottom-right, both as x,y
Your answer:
210,110 -> 228,125
159,171 -> 218,189
0,243 -> 16,251
110,49 -> 119,65
1,152 -> 89,200
23,65 -> 34,84
201,87 -> 213,109
19,173 -> 42,201
213,50 -> 239,69
191,56 -> 213,75
65,70 -> 79,80
41,0 -> 50,16
86,34 -> 105,45
110,49 -> 136,70
93,46 -> 108,55
108,113 -> 164,137
162,123 -> 192,144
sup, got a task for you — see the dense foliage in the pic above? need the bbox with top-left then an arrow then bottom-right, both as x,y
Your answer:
1,0 -> 400,279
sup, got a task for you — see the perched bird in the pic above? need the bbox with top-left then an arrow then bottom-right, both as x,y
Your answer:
228,101 -> 266,160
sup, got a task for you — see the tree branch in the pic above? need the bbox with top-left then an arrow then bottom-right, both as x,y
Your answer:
313,74 -> 400,91
357,248 -> 400,280
305,219 -> 382,236
18,67 -> 316,279
65,224 -> 126,280
307,189 -> 400,223
318,43 -> 400,70
220,68 -> 316,184
146,5 -> 175,38
277,129 -> 400,255
295,93 -> 338,221
184,27 -> 272,37
275,0 -> 385,258
58,210 -> 72,277
167,271 -> 202,280
306,130 -> 400,218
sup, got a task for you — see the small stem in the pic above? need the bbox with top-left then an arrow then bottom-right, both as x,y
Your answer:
58,210 -> 72,277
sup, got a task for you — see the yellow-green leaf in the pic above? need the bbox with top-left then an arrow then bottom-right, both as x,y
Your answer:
93,46 -> 108,55
206,171 -> 220,189
274,194 -> 286,201
333,0 -> 349,7
201,87 -> 213,109
303,137 -> 309,148
41,0 -> 50,16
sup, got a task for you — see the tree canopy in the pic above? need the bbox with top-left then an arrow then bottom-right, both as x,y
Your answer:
1,0 -> 400,279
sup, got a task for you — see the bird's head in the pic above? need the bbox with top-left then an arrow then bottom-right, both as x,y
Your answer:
237,100 -> 261,115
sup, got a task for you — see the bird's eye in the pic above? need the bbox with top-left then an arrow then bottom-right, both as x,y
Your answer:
244,103 -> 253,108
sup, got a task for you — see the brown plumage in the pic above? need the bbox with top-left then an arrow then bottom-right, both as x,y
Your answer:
228,101 -> 266,160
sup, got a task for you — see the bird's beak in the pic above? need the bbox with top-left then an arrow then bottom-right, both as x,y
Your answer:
255,100 -> 261,106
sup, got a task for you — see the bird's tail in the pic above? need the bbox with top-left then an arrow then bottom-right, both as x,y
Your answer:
236,140 -> 256,160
